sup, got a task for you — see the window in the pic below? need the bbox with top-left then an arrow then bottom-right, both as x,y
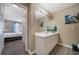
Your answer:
13,22 -> 22,33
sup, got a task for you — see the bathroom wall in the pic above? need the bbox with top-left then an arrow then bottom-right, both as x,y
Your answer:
39,4 -> 79,45
36,18 -> 45,32
36,16 -> 57,32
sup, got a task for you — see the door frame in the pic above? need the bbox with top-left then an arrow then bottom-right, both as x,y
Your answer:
13,3 -> 29,52
2,3 -> 29,54
0,3 -> 5,54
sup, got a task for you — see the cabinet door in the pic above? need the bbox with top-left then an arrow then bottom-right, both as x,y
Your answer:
0,4 -> 4,54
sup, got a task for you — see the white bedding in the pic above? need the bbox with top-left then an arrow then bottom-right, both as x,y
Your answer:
4,32 -> 22,38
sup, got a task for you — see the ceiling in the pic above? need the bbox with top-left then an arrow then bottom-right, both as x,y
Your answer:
35,11 -> 45,19
35,8 -> 48,19
40,3 -> 76,13
35,3 -> 76,19
4,3 -> 76,21
4,4 -> 26,22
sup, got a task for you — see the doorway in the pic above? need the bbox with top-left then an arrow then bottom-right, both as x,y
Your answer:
1,3 -> 28,55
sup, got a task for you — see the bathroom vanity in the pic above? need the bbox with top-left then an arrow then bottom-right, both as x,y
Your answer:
35,31 -> 59,55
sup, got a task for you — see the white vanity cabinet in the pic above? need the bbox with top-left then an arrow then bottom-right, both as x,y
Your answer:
35,32 -> 58,55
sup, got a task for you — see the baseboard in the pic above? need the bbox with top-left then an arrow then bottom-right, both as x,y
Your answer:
27,49 -> 36,55
26,43 -> 72,55
58,43 -> 72,49
28,43 -> 72,55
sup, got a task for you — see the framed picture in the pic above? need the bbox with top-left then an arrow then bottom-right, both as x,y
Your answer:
65,15 -> 79,24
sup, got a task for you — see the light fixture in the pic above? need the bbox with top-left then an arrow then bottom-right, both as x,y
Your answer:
39,8 -> 48,15
12,4 -> 18,8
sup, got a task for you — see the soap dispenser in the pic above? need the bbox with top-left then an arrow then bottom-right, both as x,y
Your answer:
54,26 -> 57,31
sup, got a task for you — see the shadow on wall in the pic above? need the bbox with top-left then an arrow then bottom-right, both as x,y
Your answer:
58,34 -> 63,43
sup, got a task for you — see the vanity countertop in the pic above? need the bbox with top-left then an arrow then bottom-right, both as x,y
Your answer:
35,31 -> 59,37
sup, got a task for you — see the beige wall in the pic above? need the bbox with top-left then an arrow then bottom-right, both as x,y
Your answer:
53,4 -> 79,45
38,4 -> 79,45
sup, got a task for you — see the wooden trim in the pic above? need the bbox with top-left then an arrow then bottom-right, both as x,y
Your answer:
27,49 -> 36,55
58,43 -> 72,49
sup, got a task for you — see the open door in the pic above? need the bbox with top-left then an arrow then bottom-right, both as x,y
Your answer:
0,4 -> 4,54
